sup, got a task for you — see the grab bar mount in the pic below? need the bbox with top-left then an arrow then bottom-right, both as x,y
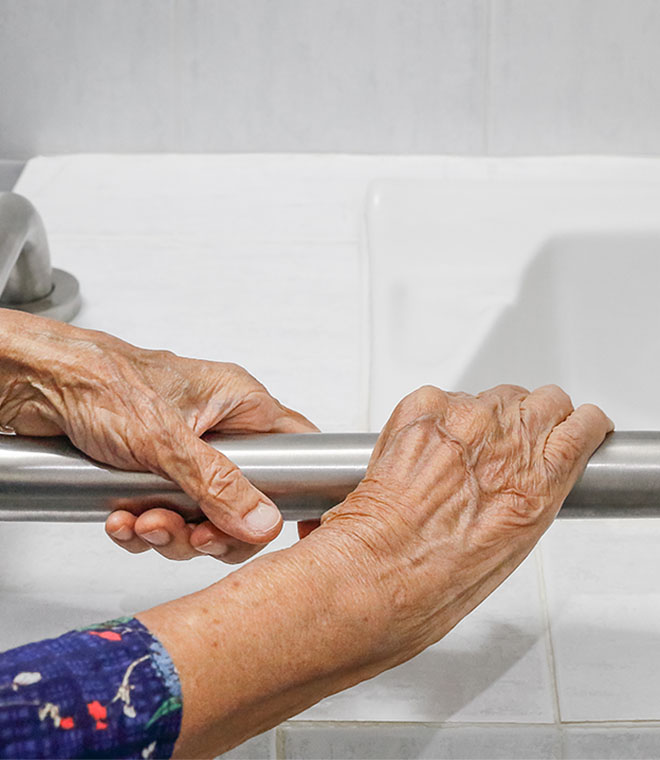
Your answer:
0,193 -> 81,322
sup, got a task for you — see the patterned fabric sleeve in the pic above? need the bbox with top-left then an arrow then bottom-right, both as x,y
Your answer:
0,616 -> 182,759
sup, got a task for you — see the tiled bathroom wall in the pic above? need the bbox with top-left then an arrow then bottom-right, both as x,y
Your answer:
2,0 -> 660,158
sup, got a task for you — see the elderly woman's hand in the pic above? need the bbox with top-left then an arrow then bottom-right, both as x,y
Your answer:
316,383 -> 613,663
0,310 -> 317,562
137,382 -> 613,757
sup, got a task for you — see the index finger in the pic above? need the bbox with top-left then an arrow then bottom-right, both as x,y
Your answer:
544,403 -> 615,494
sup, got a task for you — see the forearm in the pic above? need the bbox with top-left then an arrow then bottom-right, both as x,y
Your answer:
137,530 -> 390,758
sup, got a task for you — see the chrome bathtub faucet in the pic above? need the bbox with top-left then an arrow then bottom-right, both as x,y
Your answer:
0,192 -> 81,322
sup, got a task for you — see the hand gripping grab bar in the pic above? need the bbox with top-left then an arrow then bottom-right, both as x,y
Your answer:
0,432 -> 658,522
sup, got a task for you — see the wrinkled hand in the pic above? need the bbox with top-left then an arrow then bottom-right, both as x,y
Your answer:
315,383 -> 612,666
0,310 -> 317,562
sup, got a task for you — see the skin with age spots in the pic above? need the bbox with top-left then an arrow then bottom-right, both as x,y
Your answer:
0,309 -> 317,563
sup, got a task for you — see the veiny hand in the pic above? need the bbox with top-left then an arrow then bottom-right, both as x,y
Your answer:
0,310 -> 317,563
134,382 -> 612,757
315,383 -> 612,667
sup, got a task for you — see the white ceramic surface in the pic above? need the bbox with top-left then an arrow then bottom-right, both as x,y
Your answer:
561,725 -> 660,759
541,520 -> 660,722
282,723 -> 561,759
367,173 -> 660,428
216,729 -> 276,760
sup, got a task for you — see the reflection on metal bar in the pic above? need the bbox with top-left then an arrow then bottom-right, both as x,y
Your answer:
0,432 -> 658,523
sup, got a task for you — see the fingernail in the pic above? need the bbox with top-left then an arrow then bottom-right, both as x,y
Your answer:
197,540 -> 229,557
243,502 -> 280,533
109,525 -> 134,542
141,529 -> 171,547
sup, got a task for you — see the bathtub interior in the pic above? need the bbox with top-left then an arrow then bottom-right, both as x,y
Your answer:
4,155 -> 660,758
367,177 -> 660,430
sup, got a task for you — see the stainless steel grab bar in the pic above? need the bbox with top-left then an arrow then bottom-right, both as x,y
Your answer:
0,432 -> 658,522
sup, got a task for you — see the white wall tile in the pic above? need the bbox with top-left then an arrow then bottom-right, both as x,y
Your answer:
562,725 -> 660,760
541,520 -> 660,721
295,553 -> 555,723
216,729 -> 275,759
0,160 -> 24,190
282,723 -> 561,759
0,0 -> 178,158
5,1 -> 660,155
174,0 -> 487,153
489,0 -> 660,154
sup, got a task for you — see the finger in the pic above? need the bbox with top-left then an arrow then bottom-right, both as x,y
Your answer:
105,510 -> 150,554
297,520 -> 321,539
134,508 -> 200,561
267,402 -> 320,434
142,410 -> 283,545
204,390 -> 319,435
221,391 -> 320,434
544,403 -> 614,489
191,363 -> 320,435
521,384 -> 574,434
190,521 -> 267,564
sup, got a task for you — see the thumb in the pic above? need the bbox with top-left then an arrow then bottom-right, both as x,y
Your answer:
144,413 -> 282,544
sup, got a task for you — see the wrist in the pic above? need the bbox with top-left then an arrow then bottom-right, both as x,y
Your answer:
138,528 -> 397,756
0,310 -> 76,434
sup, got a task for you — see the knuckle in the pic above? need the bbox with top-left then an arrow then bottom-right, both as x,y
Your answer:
545,383 -> 573,405
150,348 -> 177,364
223,362 -> 251,382
475,392 -> 503,417
495,383 -> 529,396
414,384 -> 444,405
395,385 -> 445,420
578,402 -> 605,420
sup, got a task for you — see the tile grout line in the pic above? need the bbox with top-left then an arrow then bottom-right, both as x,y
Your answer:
275,724 -> 286,760
285,719 -> 660,729
483,0 -> 493,155
534,545 -> 562,726
361,187 -> 375,432
170,0 -> 184,150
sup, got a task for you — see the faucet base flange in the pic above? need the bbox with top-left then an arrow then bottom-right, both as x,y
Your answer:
0,268 -> 81,322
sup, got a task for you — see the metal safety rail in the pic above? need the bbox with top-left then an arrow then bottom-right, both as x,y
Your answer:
0,432 -> 658,522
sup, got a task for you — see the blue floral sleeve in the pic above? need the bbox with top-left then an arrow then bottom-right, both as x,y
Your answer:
0,616 -> 182,759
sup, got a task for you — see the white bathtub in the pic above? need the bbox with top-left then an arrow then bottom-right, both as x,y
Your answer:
4,155 -> 660,759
